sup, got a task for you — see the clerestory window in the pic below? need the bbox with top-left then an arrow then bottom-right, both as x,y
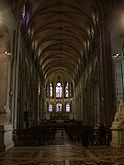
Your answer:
49,83 -> 53,97
65,82 -> 73,98
56,82 -> 62,98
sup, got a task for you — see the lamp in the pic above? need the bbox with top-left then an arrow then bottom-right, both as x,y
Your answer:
4,51 -> 12,56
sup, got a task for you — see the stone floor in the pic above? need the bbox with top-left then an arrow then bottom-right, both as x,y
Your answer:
0,130 -> 124,165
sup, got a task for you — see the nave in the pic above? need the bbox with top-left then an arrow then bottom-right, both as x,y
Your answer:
1,0 -> 124,158
0,129 -> 124,165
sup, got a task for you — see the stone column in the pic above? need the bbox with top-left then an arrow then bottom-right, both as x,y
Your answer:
111,100 -> 124,148
0,51 -> 13,151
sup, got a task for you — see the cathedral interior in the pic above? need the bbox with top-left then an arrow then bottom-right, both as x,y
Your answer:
1,0 -> 124,164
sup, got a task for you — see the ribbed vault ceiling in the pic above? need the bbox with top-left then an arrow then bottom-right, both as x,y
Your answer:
27,0 -> 98,81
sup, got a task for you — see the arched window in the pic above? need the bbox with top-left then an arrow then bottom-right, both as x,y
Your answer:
65,82 -> 69,97
46,83 -> 49,97
21,3 -> 31,27
56,102 -> 62,112
65,82 -> 73,98
69,82 -> 73,97
48,103 -> 53,112
65,103 -> 71,112
56,82 -> 62,98
49,83 -> 53,97
46,82 -> 53,97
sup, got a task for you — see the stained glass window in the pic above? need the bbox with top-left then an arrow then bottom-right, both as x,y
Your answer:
50,83 -> 53,97
48,103 -> 53,112
21,4 -> 31,27
69,82 -> 73,97
56,103 -> 62,112
65,82 -> 73,98
56,82 -> 62,98
66,103 -> 71,112
46,82 -> 53,97
65,82 -> 69,97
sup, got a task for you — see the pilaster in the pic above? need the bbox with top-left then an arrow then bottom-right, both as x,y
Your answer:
0,50 -> 14,151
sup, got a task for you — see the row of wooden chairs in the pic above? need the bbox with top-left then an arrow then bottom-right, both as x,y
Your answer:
13,125 -> 57,146
13,123 -> 112,146
65,124 -> 112,146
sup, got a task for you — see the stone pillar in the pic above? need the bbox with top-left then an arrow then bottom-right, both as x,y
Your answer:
111,100 -> 124,148
0,52 -> 13,151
